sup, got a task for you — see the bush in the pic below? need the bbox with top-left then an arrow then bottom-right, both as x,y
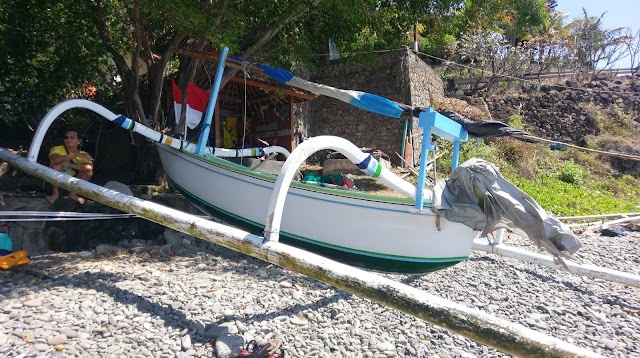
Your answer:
558,159 -> 588,185
421,34 -> 457,60
508,114 -> 526,131
507,173 -> 640,216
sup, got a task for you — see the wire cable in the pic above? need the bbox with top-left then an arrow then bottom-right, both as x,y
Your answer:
312,47 -> 640,97
414,49 -> 640,98
516,134 -> 640,161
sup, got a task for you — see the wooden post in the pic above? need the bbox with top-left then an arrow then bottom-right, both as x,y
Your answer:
289,95 -> 295,151
214,100 -> 220,147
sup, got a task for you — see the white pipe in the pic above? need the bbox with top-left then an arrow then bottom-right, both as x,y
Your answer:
473,237 -> 640,288
558,212 -> 640,221
602,215 -> 640,228
26,99 -> 289,163
493,228 -> 505,245
28,100 -> 120,162
211,146 -> 290,158
264,136 -> 430,241
0,148 -> 603,358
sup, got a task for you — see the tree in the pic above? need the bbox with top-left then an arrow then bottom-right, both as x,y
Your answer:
1,0 -> 423,181
458,30 -> 531,94
461,0 -> 548,46
621,28 -> 640,73
0,0 -> 112,138
525,5 -> 569,77
566,10 -> 631,73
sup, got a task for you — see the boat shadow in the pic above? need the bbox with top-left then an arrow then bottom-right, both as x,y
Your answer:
517,267 -> 640,311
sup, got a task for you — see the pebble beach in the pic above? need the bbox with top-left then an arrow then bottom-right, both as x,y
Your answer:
1,227 -> 639,358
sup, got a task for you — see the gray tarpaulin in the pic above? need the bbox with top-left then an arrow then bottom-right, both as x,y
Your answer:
433,158 -> 582,258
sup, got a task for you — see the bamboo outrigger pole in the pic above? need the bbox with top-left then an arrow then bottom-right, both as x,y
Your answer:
0,148 -> 602,358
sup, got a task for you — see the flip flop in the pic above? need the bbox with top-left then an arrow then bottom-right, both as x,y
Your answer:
0,251 -> 31,270
45,196 -> 57,204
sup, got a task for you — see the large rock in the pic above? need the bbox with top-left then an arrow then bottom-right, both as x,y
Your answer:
104,181 -> 133,196
20,228 -> 46,254
215,335 -> 244,358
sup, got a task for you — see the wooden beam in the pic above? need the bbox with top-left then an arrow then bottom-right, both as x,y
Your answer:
246,94 -> 274,104
214,100 -> 220,147
229,76 -> 316,100
218,95 -> 242,103
176,48 -> 266,77
289,95 -> 295,151
176,48 -> 316,101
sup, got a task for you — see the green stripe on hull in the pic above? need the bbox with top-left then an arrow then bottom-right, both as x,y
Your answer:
172,181 -> 466,273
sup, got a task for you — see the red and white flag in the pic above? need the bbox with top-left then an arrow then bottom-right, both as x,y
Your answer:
185,83 -> 210,129
171,80 -> 183,125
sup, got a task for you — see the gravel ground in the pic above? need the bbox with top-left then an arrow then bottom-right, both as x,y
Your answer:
0,226 -> 638,358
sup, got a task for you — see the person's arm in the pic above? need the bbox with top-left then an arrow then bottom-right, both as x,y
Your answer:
255,137 -> 270,147
65,160 -> 92,172
49,146 -> 77,166
74,152 -> 93,162
49,153 -> 75,165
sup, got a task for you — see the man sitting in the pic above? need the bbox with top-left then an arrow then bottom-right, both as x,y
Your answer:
46,129 -> 94,204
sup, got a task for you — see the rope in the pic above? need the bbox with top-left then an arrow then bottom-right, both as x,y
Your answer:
240,61 -> 256,150
0,211 -> 213,222
187,123 -> 210,146
414,49 -> 640,98
516,134 -> 640,161
312,46 -> 640,97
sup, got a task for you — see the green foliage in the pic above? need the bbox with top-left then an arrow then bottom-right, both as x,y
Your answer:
557,159 -> 588,185
0,0 -> 113,138
435,136 -> 638,216
508,173 -> 640,216
592,105 -> 636,138
421,34 -> 457,60
507,114 -> 526,130
461,0 -> 548,45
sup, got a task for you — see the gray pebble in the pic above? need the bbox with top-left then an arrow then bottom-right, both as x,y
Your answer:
0,230 -> 636,358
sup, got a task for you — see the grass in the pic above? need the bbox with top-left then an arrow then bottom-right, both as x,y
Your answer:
429,132 -> 640,217
508,173 -> 640,217
586,104 -> 637,138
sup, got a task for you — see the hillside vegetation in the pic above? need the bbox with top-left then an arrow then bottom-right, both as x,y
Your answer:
434,78 -> 640,217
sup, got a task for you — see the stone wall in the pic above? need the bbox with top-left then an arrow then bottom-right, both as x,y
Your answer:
310,47 -> 444,166
293,102 -> 312,144
406,51 -> 446,164
484,76 -> 640,142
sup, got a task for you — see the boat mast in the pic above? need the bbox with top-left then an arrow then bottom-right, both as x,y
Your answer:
196,46 -> 229,155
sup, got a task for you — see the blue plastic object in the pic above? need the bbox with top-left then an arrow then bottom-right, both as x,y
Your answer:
415,108 -> 469,209
0,224 -> 12,252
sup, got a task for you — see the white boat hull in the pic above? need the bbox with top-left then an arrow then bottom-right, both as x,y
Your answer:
157,144 -> 475,272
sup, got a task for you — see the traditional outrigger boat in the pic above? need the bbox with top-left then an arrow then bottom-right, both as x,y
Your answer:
22,47 -> 582,274
2,46 -> 639,358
